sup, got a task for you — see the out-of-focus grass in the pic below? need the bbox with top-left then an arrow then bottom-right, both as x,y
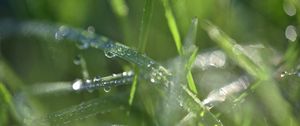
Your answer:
0,82 -> 14,126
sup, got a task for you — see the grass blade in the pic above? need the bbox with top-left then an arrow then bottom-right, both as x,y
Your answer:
161,1 -> 198,93
183,18 -> 199,93
201,21 -> 268,80
129,0 -> 154,105
161,0 -> 183,55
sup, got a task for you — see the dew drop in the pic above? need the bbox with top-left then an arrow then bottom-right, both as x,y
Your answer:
76,42 -> 90,50
150,78 -> 156,83
93,76 -> 102,83
90,41 -> 99,48
283,1 -> 297,16
122,72 -> 127,76
73,55 -> 82,65
232,44 -> 244,55
87,26 -> 95,33
285,25 -> 297,42
55,26 -> 68,40
179,102 -> 183,107
72,79 -> 82,91
76,38 -> 91,49
281,71 -> 287,78
85,79 -> 92,84
104,50 -> 116,58
104,86 -> 111,92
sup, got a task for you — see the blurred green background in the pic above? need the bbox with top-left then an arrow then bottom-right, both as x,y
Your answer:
0,0 -> 300,126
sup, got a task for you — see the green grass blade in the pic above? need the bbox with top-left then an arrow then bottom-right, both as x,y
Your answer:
161,1 -> 198,93
128,69 -> 138,105
0,83 -> 19,124
185,48 -> 199,94
138,0 -> 153,52
282,41 -> 299,69
183,18 -> 199,94
110,0 -> 128,17
110,0 -> 132,46
161,0 -> 183,55
201,21 -> 267,80
129,0 -> 153,105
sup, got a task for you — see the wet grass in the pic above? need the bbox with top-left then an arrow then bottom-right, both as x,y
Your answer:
1,0 -> 300,126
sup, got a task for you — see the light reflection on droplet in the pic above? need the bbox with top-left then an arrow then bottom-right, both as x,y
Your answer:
150,78 -> 156,83
285,25 -> 297,42
104,50 -> 116,58
280,71 -> 287,78
93,76 -> 102,83
283,1 -> 297,16
55,25 -> 70,41
72,79 -> 82,91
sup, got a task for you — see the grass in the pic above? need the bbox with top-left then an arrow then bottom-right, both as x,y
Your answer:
161,0 -> 198,93
129,0 -> 153,105
1,0 -> 300,126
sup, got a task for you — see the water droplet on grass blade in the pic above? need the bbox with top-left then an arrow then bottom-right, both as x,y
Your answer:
87,26 -> 95,33
72,79 -> 83,91
285,25 -> 297,42
104,50 -> 116,58
55,26 -> 69,40
150,78 -> 156,83
93,76 -> 102,83
104,87 -> 111,92
283,1 -> 297,16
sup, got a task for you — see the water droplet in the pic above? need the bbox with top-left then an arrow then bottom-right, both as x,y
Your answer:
283,1 -> 297,16
55,26 -> 68,40
209,27 -> 220,37
104,50 -> 116,58
93,76 -> 102,83
85,79 -> 92,84
72,79 -> 82,91
232,44 -> 244,55
73,55 -> 82,65
285,25 -> 297,42
281,71 -> 287,78
150,78 -> 156,83
90,41 -> 99,48
122,72 -> 127,76
87,26 -> 95,33
100,36 -> 108,42
76,42 -> 89,49
104,87 -> 111,92
179,102 -> 183,107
